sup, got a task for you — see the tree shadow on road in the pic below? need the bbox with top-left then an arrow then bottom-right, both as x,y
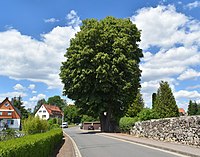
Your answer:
78,130 -> 101,135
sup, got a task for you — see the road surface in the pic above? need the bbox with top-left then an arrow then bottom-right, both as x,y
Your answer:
63,127 -> 188,157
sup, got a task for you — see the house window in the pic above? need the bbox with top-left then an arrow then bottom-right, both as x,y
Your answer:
42,115 -> 46,118
39,110 -> 42,112
43,110 -> 46,113
7,120 -> 14,125
0,112 -> 2,115
8,111 -> 12,116
5,103 -> 10,107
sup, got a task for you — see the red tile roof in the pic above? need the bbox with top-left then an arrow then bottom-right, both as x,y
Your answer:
43,104 -> 63,116
179,108 -> 185,113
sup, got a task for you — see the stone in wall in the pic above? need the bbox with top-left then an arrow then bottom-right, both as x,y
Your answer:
130,116 -> 200,147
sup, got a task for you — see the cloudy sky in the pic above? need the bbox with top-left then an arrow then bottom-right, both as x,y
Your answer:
0,0 -> 199,111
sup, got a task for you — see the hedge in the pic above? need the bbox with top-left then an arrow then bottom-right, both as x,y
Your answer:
0,128 -> 63,157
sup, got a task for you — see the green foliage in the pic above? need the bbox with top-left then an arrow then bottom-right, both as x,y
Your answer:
49,124 -> 60,129
48,118 -> 61,129
81,115 -> 97,123
126,92 -> 144,117
137,108 -> 158,121
0,129 -> 16,141
187,100 -> 198,115
64,105 -> 81,124
152,93 -> 156,109
47,96 -> 66,110
119,116 -> 138,133
0,128 -> 62,157
153,81 -> 179,118
23,116 -> 49,134
12,96 -> 29,119
60,16 -> 143,132
197,104 -> 200,115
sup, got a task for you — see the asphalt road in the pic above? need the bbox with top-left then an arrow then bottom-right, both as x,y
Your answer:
63,127 -> 187,157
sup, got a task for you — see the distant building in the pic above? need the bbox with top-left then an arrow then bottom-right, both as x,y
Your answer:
179,108 -> 186,116
35,104 -> 63,120
0,98 -> 21,130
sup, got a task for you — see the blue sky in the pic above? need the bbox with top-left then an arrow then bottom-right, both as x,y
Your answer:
0,0 -> 200,111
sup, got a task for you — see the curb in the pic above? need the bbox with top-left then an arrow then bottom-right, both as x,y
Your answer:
101,133 -> 200,157
63,131 -> 82,157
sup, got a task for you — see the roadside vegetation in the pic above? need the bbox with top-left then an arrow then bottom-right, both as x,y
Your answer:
0,128 -> 62,157
0,116 -> 63,157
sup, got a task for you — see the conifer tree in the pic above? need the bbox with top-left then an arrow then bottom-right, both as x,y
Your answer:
154,81 -> 179,118
152,93 -> 156,109
187,100 -> 198,115
126,91 -> 144,117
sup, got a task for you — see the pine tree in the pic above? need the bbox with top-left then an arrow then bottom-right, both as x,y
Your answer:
154,81 -> 179,118
126,92 -> 144,117
187,100 -> 198,115
12,96 -> 29,119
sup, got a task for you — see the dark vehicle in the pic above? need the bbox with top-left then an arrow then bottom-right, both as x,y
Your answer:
88,125 -> 94,130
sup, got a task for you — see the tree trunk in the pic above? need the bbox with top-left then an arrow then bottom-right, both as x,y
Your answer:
100,108 -> 116,132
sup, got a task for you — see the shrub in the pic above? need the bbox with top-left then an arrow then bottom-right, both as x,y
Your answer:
0,128 -> 63,157
0,129 -> 16,141
119,116 -> 138,133
49,124 -> 60,130
23,116 -> 49,134
137,108 -> 158,121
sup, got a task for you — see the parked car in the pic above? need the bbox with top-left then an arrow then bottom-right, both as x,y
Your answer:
79,123 -> 83,129
61,122 -> 68,128
88,125 -> 94,130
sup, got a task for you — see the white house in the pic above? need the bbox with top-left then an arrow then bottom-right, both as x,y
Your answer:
35,104 -> 63,120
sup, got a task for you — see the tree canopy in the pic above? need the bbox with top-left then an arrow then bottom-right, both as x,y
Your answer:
153,81 -> 179,118
47,96 -> 66,110
60,16 -> 143,132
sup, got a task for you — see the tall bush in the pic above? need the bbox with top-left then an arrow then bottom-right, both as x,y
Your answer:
119,117 -> 138,133
23,116 -> 49,134
137,108 -> 158,121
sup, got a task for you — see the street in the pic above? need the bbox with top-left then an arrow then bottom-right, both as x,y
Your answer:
63,127 -> 187,157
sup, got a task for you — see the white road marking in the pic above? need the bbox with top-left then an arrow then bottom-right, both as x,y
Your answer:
63,131 -> 82,157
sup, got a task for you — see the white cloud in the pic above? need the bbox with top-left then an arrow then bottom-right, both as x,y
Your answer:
131,5 -> 188,49
0,25 -> 79,89
0,92 -> 27,101
66,10 -> 81,27
132,5 -> 200,109
29,94 -> 46,102
178,69 -> 200,80
32,90 -> 37,94
187,85 -> 200,90
13,84 -> 25,91
185,1 -> 200,10
28,84 -> 35,90
44,18 -> 59,23
175,90 -> 200,99
140,47 -> 200,82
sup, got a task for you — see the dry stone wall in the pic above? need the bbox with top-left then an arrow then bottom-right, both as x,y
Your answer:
130,116 -> 200,146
